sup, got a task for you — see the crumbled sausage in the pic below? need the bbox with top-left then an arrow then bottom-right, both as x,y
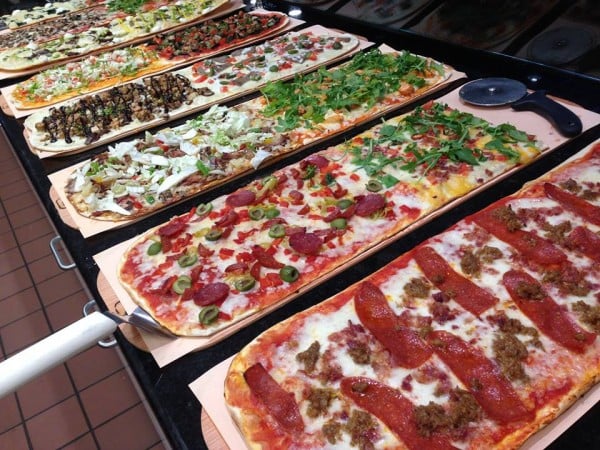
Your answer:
572,301 -> 600,333
322,419 -> 342,444
345,410 -> 377,450
347,342 -> 371,365
296,341 -> 320,373
493,333 -> 529,382
492,205 -> 523,232
488,312 -> 542,348
306,388 -> 335,418
581,189 -> 599,201
542,267 -> 590,296
477,245 -> 503,263
559,179 -> 580,193
403,277 -> 431,298
460,249 -> 481,276
414,402 -> 449,437
414,389 -> 482,437
516,281 -> 545,300
542,221 -> 572,245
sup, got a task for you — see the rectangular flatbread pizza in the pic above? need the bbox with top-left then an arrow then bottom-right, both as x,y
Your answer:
224,140 -> 600,449
116,100 -> 545,337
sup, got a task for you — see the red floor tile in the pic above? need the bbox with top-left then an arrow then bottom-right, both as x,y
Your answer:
26,397 -> 89,450
94,404 -> 161,450
0,246 -> 25,276
37,271 -> 85,307
0,216 -> 10,234
45,289 -> 87,332
0,230 -> 18,252
80,369 -> 141,428
8,204 -> 46,229
0,393 -> 22,434
67,346 -> 124,391
2,191 -> 38,215
0,157 -> 19,176
0,168 -> 25,188
60,432 -> 98,450
1,309 -> 51,356
0,287 -> 41,328
28,253 -> 65,284
0,266 -> 32,302
0,425 -> 29,450
19,231 -> 54,264
17,364 -> 75,419
0,177 -> 31,200
14,217 -> 55,245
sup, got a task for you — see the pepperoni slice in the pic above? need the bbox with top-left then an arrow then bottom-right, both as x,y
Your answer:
288,189 -> 304,204
355,282 -> 432,368
427,330 -> 534,424
414,247 -> 497,316
215,209 -> 239,227
288,232 -> 323,255
192,282 -> 230,306
472,208 -> 567,266
226,189 -> 256,207
244,363 -> 304,433
157,217 -> 187,237
567,226 -> 600,262
251,245 -> 284,269
224,262 -> 249,274
197,242 -> 214,257
355,194 -> 386,217
544,183 -> 600,225
502,270 -> 596,353
304,154 -> 328,168
340,377 -> 458,450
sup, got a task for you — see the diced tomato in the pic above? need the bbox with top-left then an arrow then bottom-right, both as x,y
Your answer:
350,173 -> 361,182
219,248 -> 235,259
260,272 -> 284,289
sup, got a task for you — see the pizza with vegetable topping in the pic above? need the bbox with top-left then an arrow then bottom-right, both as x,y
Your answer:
0,0 -> 228,71
224,141 -> 600,449
10,10 -> 289,110
117,100 -> 545,337
0,0 -> 98,30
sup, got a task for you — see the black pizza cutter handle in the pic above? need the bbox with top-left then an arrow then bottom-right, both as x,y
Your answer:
511,90 -> 582,137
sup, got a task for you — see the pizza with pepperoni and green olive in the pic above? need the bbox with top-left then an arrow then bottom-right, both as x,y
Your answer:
117,101 -> 544,337
224,142 -> 600,449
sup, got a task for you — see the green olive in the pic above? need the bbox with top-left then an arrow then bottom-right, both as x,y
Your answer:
330,218 -> 347,230
196,202 -> 213,216
205,228 -> 223,241
234,276 -> 256,292
262,175 -> 278,190
366,179 -> 383,192
265,207 -> 280,219
147,241 -> 162,256
172,275 -> 192,294
178,253 -> 198,268
337,199 -> 353,210
198,305 -> 220,325
248,206 -> 265,220
279,265 -> 300,283
268,223 -> 286,238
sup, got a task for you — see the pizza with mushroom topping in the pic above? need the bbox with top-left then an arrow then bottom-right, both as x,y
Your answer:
117,100 -> 544,337
0,0 -> 98,29
224,141 -> 600,449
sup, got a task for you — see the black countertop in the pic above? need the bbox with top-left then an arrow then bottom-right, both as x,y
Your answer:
1,1 -> 599,449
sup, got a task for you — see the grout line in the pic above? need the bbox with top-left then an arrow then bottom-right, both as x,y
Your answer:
90,400 -> 143,431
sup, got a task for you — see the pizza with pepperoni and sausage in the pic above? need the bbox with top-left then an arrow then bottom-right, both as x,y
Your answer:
117,101 -> 545,337
224,142 -> 600,449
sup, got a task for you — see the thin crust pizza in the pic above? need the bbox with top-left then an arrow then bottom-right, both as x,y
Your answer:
0,0 -> 99,30
58,48 -> 447,221
224,141 -> 600,449
117,101 -> 545,337
0,0 -> 228,71
10,10 -> 288,110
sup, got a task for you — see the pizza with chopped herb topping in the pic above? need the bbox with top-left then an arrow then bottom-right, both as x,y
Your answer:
57,48 -> 448,221
117,100 -> 545,337
224,141 -> 600,449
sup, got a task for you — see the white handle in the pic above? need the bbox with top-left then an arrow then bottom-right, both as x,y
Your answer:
0,312 -> 117,398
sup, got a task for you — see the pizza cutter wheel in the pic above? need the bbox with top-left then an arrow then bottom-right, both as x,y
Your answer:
0,303 -> 175,398
459,77 -> 582,137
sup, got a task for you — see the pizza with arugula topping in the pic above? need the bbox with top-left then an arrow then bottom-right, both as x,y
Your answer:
10,10 -> 288,110
224,141 -> 600,449
56,48 -> 447,220
24,28 -> 359,153
117,100 -> 545,337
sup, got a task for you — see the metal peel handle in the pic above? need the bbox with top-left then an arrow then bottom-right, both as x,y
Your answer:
0,312 -> 117,398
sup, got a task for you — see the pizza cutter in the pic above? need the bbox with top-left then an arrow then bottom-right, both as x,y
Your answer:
459,77 -> 582,137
